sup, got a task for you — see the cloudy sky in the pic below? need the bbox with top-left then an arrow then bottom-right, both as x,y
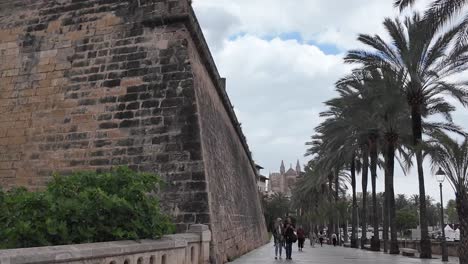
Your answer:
191,0 -> 468,202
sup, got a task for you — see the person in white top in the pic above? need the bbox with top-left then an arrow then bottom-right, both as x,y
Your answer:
310,231 -> 316,247
272,218 -> 284,259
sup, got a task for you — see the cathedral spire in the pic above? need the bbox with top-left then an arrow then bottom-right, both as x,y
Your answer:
296,159 -> 301,173
280,160 -> 285,174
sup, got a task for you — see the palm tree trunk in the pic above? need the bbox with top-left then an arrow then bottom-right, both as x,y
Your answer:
411,105 -> 431,258
386,136 -> 399,254
343,222 -> 349,242
456,190 -> 468,264
383,189 -> 389,253
361,146 -> 369,249
370,138 -> 380,251
351,155 -> 358,248
383,142 -> 389,253
335,169 -> 340,245
329,174 -> 334,244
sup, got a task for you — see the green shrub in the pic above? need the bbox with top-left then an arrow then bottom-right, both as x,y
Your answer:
0,167 -> 175,249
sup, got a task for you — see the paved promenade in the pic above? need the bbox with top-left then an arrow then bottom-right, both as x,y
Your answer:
230,240 -> 459,264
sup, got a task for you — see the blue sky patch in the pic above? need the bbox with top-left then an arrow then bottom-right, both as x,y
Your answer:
228,32 -> 247,41
228,31 -> 342,55
307,40 -> 342,55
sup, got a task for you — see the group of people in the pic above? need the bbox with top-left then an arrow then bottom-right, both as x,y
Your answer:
272,217 -> 339,260
272,217 -> 304,260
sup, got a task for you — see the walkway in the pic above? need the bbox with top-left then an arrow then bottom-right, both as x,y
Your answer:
229,240 -> 459,264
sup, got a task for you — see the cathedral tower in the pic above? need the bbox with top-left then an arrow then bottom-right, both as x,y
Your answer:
280,160 -> 285,174
296,160 -> 301,173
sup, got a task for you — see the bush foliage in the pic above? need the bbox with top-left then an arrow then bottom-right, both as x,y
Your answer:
0,167 -> 175,249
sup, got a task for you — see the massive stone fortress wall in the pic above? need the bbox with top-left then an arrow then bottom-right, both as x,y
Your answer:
0,0 -> 268,262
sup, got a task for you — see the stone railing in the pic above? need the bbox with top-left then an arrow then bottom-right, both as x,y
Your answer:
0,225 -> 211,264
380,240 -> 459,257
397,240 -> 459,257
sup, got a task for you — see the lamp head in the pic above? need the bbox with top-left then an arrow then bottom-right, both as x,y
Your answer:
435,168 -> 446,183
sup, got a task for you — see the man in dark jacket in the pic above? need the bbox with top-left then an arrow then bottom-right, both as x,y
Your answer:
283,217 -> 296,260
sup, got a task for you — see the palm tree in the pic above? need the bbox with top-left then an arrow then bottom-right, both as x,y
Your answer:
395,0 -> 468,35
345,14 -> 468,258
263,192 -> 291,230
316,86 -> 374,249
335,69 -> 412,252
306,106 -> 362,248
292,158 -> 349,241
426,132 -> 468,263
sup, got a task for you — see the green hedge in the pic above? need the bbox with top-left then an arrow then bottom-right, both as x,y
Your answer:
0,167 -> 175,249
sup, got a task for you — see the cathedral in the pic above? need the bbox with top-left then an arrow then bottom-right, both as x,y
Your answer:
268,160 -> 303,196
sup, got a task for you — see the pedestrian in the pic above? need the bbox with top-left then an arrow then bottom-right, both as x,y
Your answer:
272,218 -> 284,260
319,231 -> 324,247
332,233 -> 337,247
297,225 -> 305,251
309,231 -> 316,247
283,217 -> 296,260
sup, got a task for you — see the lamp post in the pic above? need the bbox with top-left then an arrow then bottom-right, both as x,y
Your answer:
435,168 -> 448,262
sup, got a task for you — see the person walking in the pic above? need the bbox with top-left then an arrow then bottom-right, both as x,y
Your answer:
310,231 -> 316,247
319,231 -> 324,247
297,226 -> 305,251
272,218 -> 284,260
283,217 -> 296,260
332,233 -> 337,247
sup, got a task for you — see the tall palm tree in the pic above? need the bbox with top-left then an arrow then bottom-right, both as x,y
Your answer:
345,14 -> 468,258
426,132 -> 468,264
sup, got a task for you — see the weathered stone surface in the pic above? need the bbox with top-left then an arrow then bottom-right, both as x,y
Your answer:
0,224 -> 211,264
0,0 -> 268,262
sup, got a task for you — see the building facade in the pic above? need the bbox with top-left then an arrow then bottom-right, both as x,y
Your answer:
255,164 -> 268,193
268,160 -> 302,196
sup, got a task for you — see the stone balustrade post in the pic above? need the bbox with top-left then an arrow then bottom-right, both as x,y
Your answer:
189,224 -> 211,264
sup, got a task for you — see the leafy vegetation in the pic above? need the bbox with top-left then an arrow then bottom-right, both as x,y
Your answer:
446,199 -> 458,224
0,167 -> 175,249
395,209 -> 419,238
261,193 -> 291,231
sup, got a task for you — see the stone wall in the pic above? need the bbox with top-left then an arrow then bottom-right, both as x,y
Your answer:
0,0 -> 267,262
188,23 -> 268,263
0,224 -> 211,264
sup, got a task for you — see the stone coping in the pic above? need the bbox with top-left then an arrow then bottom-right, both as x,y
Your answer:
0,233 -> 201,264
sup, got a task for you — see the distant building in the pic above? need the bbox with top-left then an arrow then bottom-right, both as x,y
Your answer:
255,164 -> 268,193
268,160 -> 303,196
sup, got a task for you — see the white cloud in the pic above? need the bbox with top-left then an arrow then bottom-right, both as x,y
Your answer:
210,34 -> 350,174
193,0 -> 416,50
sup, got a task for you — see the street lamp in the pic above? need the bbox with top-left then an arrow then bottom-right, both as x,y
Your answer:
435,168 -> 448,262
